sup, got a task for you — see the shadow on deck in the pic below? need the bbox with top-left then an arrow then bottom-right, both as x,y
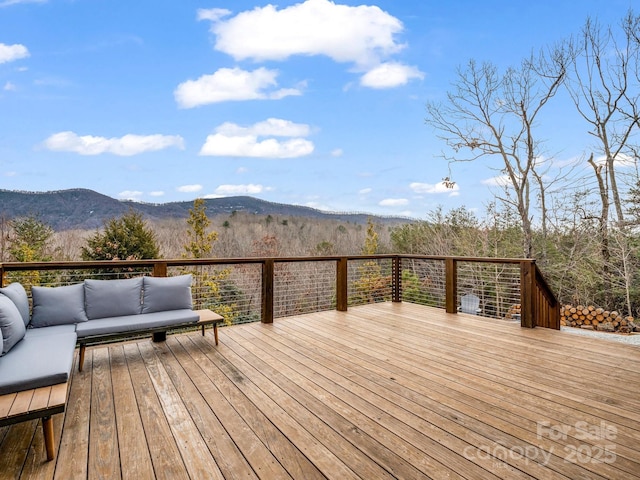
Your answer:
1,303 -> 639,479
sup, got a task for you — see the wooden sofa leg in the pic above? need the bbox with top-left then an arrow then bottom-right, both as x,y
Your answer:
79,344 -> 85,372
214,324 -> 219,345
43,416 -> 55,461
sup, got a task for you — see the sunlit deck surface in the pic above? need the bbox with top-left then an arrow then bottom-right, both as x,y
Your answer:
2,302 -> 639,480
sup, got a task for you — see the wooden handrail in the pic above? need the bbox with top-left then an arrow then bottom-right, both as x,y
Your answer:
533,264 -> 560,329
0,254 -> 559,329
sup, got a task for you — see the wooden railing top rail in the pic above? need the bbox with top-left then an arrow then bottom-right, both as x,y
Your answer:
0,254 -> 537,271
534,264 -> 557,304
397,255 -> 536,265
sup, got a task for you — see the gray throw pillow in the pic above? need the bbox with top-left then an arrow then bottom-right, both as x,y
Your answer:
142,274 -> 193,314
31,283 -> 88,327
0,294 -> 26,355
0,282 -> 30,327
84,277 -> 143,319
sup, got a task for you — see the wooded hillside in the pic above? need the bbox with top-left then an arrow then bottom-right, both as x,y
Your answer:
0,189 -> 408,231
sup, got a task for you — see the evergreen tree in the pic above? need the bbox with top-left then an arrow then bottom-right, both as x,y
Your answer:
627,180 -> 640,226
82,209 -> 159,261
7,215 -> 55,285
362,218 -> 379,255
9,215 -> 54,262
183,198 -> 217,259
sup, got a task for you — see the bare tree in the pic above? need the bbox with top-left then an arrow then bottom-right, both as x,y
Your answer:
425,50 -> 566,257
587,154 -> 613,305
564,12 -> 640,226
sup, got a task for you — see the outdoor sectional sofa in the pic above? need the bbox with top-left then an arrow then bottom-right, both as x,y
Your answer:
0,274 -> 222,460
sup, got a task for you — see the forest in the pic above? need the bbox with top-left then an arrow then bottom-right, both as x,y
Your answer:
0,195 -> 639,321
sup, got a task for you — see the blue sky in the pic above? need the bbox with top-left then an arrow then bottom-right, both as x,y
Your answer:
0,0 -> 636,218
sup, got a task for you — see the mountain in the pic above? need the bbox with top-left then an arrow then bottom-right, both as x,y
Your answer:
0,188 -> 412,231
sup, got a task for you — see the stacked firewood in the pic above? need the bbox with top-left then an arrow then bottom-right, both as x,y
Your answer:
560,305 -> 637,332
505,304 -> 521,320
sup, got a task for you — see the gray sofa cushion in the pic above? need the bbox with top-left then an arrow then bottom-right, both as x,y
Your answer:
142,274 -> 193,314
25,324 -> 77,337
0,330 -> 77,395
75,309 -> 198,338
31,283 -> 88,327
0,295 -> 26,355
0,283 -> 30,327
84,277 -> 143,319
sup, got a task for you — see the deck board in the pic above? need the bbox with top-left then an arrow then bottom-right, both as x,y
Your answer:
88,347 -> 120,479
2,302 -> 639,480
53,349 -> 90,480
123,342 -> 190,480
110,345 -> 155,480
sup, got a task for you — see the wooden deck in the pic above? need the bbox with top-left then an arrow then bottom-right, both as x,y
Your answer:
1,302 -> 639,479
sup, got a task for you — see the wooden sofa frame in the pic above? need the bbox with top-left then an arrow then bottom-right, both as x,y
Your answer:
0,382 -> 69,461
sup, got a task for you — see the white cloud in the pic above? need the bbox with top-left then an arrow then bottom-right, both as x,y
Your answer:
360,62 -> 424,89
304,201 -> 332,211
149,191 -> 164,197
214,184 -> 265,195
359,188 -> 372,195
177,184 -> 203,193
203,0 -> 404,68
0,0 -> 45,7
0,43 -> 29,64
481,175 -> 511,187
595,153 -> 636,168
217,118 -> 310,137
379,198 -> 409,206
34,76 -> 73,88
174,67 -> 302,108
196,7 -> 230,22
410,181 -> 460,195
118,190 -> 143,200
3,81 -> 16,91
200,135 -> 313,158
200,119 -> 314,158
331,148 -> 343,157
44,131 -> 184,156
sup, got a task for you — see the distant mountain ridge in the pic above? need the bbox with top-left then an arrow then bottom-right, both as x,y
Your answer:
0,188 -> 411,231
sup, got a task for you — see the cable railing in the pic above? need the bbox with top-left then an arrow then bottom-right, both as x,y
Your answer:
0,255 -> 559,329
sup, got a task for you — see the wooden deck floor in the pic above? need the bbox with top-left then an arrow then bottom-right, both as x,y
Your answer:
1,302 -> 639,479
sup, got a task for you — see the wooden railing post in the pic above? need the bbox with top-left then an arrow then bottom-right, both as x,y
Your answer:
153,261 -> 167,277
336,257 -> 348,312
445,258 -> 458,314
392,256 -> 401,303
520,260 -> 535,328
262,259 -> 274,323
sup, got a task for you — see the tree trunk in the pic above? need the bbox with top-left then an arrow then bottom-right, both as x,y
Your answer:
588,154 -> 613,306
